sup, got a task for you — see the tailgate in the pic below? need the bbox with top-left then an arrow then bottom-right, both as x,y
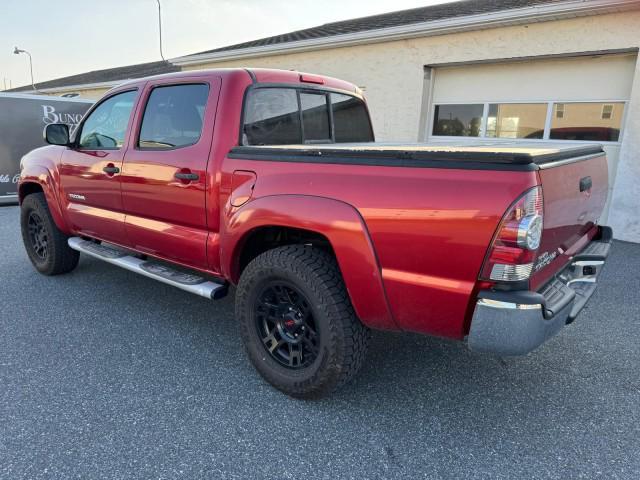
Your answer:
530,150 -> 608,290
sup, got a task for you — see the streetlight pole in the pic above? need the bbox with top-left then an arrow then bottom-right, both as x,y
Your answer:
13,47 -> 38,92
156,0 -> 166,61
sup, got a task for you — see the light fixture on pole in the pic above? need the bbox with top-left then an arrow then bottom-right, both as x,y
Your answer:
13,46 -> 38,92
156,0 -> 166,61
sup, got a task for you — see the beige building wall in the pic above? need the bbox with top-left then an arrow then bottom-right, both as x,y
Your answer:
610,53 -> 640,242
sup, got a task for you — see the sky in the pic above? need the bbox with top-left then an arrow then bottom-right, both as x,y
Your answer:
0,0 -> 449,89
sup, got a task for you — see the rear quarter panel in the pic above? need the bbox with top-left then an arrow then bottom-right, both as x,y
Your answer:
221,157 -> 538,339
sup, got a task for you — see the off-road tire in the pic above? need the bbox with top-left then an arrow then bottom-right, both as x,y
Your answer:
20,192 -> 79,275
236,245 -> 370,399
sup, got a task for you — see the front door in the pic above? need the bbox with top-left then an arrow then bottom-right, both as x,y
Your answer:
59,89 -> 138,244
121,78 -> 220,270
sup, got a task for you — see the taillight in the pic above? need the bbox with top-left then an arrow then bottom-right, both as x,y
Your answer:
480,186 -> 543,282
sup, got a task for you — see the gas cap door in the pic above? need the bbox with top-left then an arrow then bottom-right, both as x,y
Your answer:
230,170 -> 257,207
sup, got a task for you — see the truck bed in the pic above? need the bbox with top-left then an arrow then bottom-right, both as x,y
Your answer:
229,142 -> 604,171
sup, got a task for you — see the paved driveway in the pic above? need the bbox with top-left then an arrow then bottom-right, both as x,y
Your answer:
1,205 -> 639,479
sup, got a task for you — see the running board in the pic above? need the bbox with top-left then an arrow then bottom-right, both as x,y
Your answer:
67,237 -> 227,300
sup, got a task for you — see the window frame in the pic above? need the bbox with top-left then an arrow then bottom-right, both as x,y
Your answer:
239,83 -> 374,146
136,82 -> 210,152
428,99 -> 628,145
601,103 -> 614,120
74,88 -> 138,151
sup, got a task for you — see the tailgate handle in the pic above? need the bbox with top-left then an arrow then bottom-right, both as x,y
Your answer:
579,176 -> 592,192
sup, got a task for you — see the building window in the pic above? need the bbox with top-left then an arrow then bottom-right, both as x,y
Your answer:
550,102 -> 624,142
432,104 -> 483,137
601,104 -> 614,120
431,101 -> 626,143
486,103 -> 547,139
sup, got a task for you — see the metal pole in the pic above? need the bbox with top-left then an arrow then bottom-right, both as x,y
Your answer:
13,47 -> 38,92
156,0 -> 166,61
25,50 -> 36,91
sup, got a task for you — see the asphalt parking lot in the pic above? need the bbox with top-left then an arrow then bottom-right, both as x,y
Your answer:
1,205 -> 639,479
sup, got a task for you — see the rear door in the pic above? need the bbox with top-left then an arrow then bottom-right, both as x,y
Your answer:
121,77 -> 220,270
59,89 -> 138,244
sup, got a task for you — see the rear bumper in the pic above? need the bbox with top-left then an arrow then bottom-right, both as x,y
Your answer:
468,226 -> 612,356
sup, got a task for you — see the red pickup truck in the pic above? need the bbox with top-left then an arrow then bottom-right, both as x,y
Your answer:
19,68 -> 611,398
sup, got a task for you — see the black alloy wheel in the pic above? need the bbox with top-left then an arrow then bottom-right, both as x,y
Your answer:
20,192 -> 79,275
27,211 -> 49,260
236,245 -> 371,399
255,282 -> 320,369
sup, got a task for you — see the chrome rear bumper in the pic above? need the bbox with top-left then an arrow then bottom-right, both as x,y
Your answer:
468,226 -> 612,356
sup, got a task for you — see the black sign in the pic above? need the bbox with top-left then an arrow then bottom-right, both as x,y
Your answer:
0,93 -> 93,200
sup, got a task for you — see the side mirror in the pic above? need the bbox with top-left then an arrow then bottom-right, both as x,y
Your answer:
44,123 -> 70,146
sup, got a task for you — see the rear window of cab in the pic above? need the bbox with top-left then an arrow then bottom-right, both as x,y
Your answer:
242,87 -> 374,146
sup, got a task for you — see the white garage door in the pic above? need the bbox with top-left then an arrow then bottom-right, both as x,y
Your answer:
427,52 -> 637,221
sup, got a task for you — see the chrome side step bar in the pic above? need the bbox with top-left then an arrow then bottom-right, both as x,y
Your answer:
68,237 -> 227,300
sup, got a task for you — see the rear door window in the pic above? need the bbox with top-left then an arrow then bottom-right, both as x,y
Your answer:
139,84 -> 209,149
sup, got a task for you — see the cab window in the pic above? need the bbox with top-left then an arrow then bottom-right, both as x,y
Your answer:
78,90 -> 136,149
242,87 -> 374,145
242,88 -> 301,146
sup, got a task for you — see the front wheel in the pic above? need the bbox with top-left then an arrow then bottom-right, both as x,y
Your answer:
236,245 -> 370,399
20,192 -> 79,275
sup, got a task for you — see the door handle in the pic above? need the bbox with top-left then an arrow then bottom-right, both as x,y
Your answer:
103,165 -> 120,174
175,172 -> 199,181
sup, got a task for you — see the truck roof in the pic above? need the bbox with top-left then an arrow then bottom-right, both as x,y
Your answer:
116,68 -> 360,94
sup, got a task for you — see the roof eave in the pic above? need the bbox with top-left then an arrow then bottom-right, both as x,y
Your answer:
171,0 -> 637,66
10,79 -> 125,95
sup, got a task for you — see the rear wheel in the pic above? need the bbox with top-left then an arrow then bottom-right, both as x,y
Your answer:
20,192 -> 79,275
236,245 -> 370,399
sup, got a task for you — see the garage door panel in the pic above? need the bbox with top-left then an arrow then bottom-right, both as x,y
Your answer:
432,54 -> 636,103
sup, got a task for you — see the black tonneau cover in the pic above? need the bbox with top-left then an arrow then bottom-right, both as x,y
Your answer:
229,143 -> 604,171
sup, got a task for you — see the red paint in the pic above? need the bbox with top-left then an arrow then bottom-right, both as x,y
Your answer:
19,68 -> 608,342
529,155 -> 607,290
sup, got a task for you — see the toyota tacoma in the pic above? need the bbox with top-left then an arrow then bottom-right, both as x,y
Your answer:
19,68 -> 611,398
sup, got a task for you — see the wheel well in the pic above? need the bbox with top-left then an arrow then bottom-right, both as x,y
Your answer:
237,226 -> 335,280
19,182 -> 43,204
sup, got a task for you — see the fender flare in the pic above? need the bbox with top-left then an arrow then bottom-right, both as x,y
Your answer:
221,194 -> 397,331
19,165 -> 70,234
